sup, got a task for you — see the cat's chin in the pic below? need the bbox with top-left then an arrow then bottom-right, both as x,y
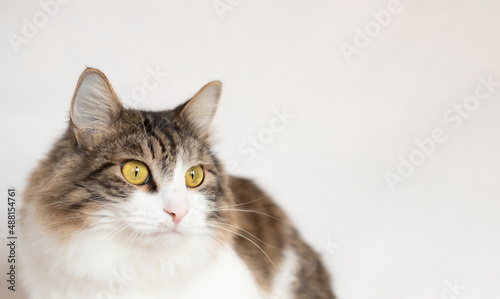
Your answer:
137,228 -> 188,247
151,229 -> 183,241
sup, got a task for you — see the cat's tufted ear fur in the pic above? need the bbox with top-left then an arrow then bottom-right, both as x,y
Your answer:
180,81 -> 222,130
70,68 -> 123,150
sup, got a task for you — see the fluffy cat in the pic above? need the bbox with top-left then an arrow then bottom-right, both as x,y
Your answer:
20,68 -> 335,299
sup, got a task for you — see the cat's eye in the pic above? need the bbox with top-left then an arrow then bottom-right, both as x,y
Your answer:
121,160 -> 150,185
185,165 -> 204,188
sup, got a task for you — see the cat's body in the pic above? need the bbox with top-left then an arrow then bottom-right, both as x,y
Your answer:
20,68 -> 335,299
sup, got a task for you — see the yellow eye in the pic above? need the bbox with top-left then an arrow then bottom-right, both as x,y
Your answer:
121,160 -> 150,185
185,165 -> 204,188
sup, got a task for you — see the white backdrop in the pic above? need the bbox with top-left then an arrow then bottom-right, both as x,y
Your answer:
1,0 -> 500,298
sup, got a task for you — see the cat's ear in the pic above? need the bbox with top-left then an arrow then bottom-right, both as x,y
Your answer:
180,81 -> 222,129
70,68 -> 123,149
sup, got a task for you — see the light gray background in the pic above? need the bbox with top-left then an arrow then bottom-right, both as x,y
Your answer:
1,0 -> 500,298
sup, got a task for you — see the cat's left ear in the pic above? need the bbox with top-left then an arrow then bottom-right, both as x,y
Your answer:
70,68 -> 123,150
180,81 -> 222,129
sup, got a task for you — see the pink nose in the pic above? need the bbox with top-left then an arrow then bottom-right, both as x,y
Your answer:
164,208 -> 188,224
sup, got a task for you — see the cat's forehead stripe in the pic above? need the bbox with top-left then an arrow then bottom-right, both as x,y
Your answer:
143,117 -> 169,154
148,112 -> 177,151
147,139 -> 155,159
139,113 -> 180,166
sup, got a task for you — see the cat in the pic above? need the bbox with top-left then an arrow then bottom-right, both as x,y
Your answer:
20,68 -> 335,299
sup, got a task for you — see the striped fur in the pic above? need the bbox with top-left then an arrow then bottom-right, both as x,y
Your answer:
20,68 -> 335,299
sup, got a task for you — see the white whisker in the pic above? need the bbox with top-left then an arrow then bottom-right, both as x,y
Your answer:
207,220 -> 283,250
207,223 -> 277,271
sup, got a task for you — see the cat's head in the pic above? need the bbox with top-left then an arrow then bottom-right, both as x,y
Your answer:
31,68 -> 235,250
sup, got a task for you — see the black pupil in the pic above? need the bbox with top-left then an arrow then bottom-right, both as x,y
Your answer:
134,167 -> 139,177
191,170 -> 195,179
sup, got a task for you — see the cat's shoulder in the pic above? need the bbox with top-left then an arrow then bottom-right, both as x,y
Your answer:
229,176 -> 273,205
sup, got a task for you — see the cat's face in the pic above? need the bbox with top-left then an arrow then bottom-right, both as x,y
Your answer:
79,111 -> 230,249
33,69 -> 234,249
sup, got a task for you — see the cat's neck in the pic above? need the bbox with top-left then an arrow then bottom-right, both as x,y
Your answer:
82,231 -> 217,281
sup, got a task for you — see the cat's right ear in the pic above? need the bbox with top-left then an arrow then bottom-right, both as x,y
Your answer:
70,68 -> 123,150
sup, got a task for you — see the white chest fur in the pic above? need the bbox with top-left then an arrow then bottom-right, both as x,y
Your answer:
104,249 -> 266,299
21,225 -> 267,299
